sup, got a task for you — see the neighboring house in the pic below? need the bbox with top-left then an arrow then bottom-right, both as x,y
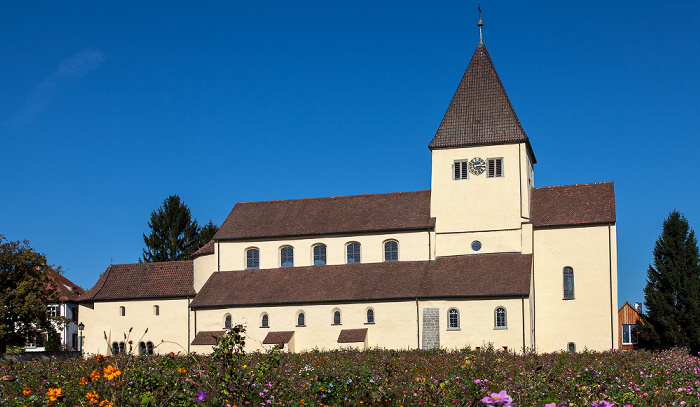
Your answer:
79,22 -> 618,355
618,301 -> 642,350
25,271 -> 85,352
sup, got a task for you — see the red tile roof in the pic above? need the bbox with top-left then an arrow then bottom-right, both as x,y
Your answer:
428,44 -> 533,162
337,328 -> 367,343
192,239 -> 215,258
191,330 -> 225,346
81,260 -> 195,301
214,190 -> 434,241
47,271 -> 85,301
531,182 -> 616,227
262,331 -> 295,344
189,253 -> 532,308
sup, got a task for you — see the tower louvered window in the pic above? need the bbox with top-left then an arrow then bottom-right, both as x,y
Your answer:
453,160 -> 469,180
487,158 -> 503,178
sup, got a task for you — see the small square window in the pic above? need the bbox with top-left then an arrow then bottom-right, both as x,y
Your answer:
487,158 -> 503,178
453,160 -> 469,180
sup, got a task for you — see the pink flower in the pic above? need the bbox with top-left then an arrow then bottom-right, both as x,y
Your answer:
481,389 -> 515,406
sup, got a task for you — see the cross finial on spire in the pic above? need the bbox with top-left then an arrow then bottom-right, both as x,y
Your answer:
477,3 -> 484,45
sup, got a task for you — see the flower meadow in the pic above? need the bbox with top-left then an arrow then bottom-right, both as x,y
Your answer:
2,329 -> 700,406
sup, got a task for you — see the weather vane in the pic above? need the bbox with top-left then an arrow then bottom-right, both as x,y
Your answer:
477,3 -> 484,45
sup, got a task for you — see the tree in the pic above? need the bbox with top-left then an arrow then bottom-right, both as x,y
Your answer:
638,210 -> 700,353
141,195 -> 201,262
0,235 -> 61,353
198,220 -> 219,248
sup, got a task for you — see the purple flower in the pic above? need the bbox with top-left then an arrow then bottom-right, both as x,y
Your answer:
481,389 -> 515,406
543,403 -> 567,407
195,391 -> 206,402
589,402 -> 614,407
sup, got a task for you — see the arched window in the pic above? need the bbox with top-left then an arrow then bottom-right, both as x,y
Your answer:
297,312 -> 305,326
384,240 -> 398,262
111,341 -> 119,355
563,267 -> 575,299
138,341 -> 146,355
366,309 -> 375,324
567,342 -> 576,353
261,314 -> 269,328
333,310 -> 341,325
346,243 -> 360,263
281,247 -> 294,267
494,306 -> 507,329
153,305 -> 159,316
119,306 -> 125,317
224,314 -> 232,329
118,341 -> 125,354
313,244 -> 327,265
146,341 -> 154,355
447,308 -> 460,330
247,248 -> 260,269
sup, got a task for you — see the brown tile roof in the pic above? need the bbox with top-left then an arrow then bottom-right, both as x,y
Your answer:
429,44 -> 533,161
191,330 -> 225,346
192,239 -> 215,258
262,331 -> 295,344
190,253 -> 532,308
531,182 -> 615,227
81,260 -> 196,301
337,328 -> 367,343
214,190 -> 434,241
47,271 -> 85,301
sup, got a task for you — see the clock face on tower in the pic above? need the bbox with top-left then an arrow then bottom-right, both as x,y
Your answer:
469,157 -> 486,175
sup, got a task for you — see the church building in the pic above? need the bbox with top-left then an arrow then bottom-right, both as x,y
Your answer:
79,19 -> 617,355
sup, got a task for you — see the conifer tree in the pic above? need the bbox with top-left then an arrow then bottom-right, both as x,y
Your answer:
197,220 -> 219,248
141,195 -> 200,262
638,210 -> 700,353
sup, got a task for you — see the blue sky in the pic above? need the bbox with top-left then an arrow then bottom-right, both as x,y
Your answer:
2,1 -> 699,309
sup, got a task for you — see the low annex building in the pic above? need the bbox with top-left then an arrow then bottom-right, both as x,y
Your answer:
79,23 -> 618,355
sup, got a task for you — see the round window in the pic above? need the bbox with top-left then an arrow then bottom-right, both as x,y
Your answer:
471,240 -> 482,251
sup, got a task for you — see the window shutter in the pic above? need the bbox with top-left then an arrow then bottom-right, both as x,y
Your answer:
460,162 -> 469,179
452,163 -> 457,180
495,158 -> 503,177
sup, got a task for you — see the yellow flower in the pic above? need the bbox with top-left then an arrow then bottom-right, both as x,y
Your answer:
85,391 -> 99,403
99,400 -> 113,407
103,365 -> 121,381
46,388 -> 63,401
90,370 -> 101,381
22,387 -> 31,396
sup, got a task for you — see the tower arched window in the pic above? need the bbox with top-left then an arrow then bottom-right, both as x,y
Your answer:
384,240 -> 398,262
333,310 -> 341,325
247,248 -> 260,269
563,267 -> 575,299
346,243 -> 360,263
261,314 -> 269,328
366,309 -> 375,324
297,312 -> 305,326
494,306 -> 507,329
313,244 -> 327,265
281,246 -> 294,267
447,308 -> 460,330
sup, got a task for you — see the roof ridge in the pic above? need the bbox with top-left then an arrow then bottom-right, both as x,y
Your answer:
533,181 -> 614,190
234,190 -> 430,206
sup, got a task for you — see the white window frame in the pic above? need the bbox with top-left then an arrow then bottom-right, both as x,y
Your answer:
494,306 -> 508,329
486,157 -> 504,178
622,324 -> 638,345
447,308 -> 460,330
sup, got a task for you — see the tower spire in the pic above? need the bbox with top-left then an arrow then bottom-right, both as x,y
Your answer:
477,3 -> 484,45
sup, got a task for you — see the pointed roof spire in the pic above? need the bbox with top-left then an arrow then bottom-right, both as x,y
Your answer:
478,3 -> 484,45
428,20 -> 534,161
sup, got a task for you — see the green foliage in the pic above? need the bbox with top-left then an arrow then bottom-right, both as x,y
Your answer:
0,235 -> 61,353
141,195 -> 201,262
45,332 -> 61,352
638,210 -> 700,353
197,220 -> 218,248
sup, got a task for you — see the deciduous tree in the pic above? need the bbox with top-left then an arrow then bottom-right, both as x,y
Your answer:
0,235 -> 61,353
638,210 -> 700,353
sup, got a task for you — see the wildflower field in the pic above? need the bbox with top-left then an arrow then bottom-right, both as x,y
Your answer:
2,334 -> 700,407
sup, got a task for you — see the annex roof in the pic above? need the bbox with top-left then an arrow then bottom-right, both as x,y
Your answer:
81,260 -> 195,301
189,253 -> 532,308
531,182 -> 616,227
214,190 -> 434,241
47,270 -> 85,302
428,43 -> 533,161
192,239 -> 215,258
262,331 -> 295,345
191,330 -> 225,346
337,328 -> 368,344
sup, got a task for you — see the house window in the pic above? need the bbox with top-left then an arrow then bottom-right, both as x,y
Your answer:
247,248 -> 260,269
622,324 -> 638,345
333,310 -> 341,325
567,342 -> 576,352
563,267 -> 575,299
153,305 -> 159,316
447,308 -> 460,330
71,307 -> 78,323
494,306 -> 507,329
453,160 -> 469,180
313,245 -> 327,265
384,241 -> 398,262
487,158 -> 503,178
112,342 -> 119,355
281,247 -> 294,267
139,341 -> 146,355
261,314 -> 269,328
346,243 -> 361,263
297,312 -> 305,326
366,309 -> 375,324
118,341 -> 125,354
71,333 -> 78,350
146,341 -> 154,355
224,314 -> 232,329
47,305 -> 59,318
119,306 -> 125,317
